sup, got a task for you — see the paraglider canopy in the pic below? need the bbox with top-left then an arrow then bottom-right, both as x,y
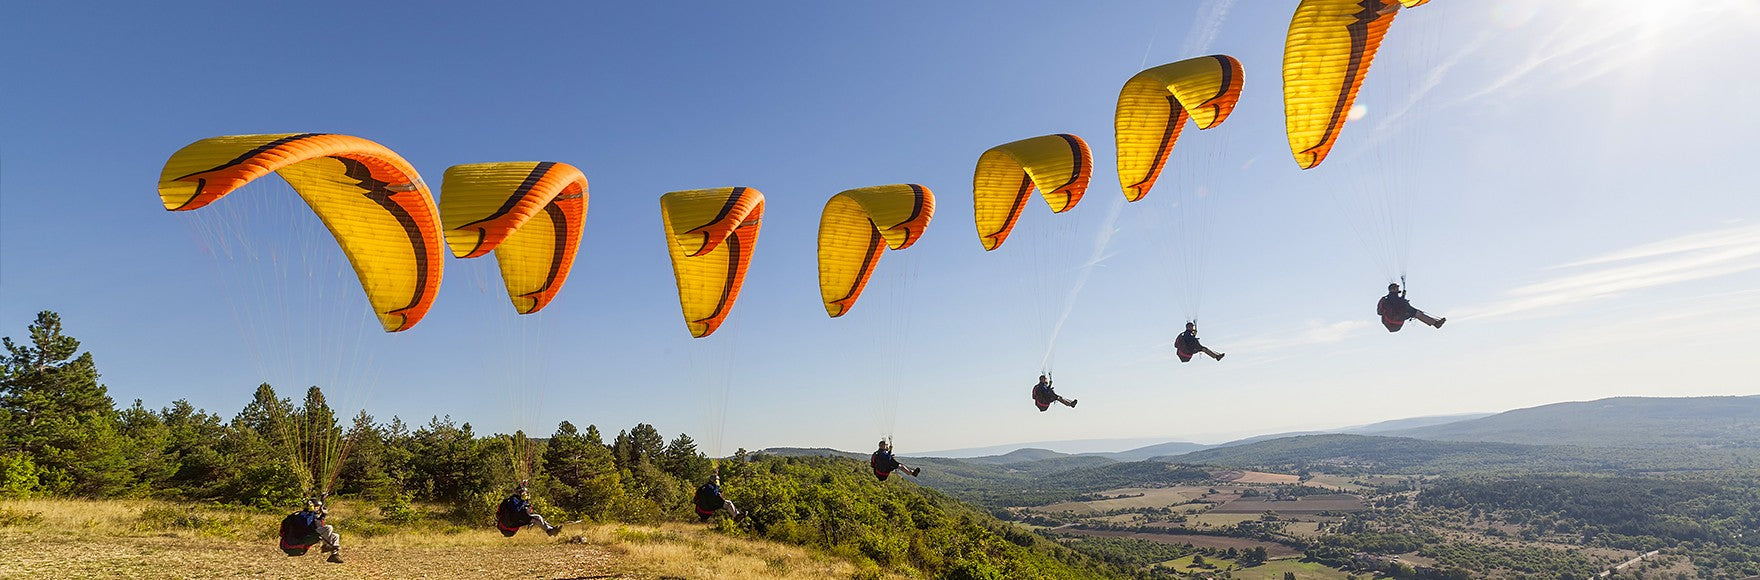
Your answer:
659,187 -> 766,338
440,162 -> 589,315
817,184 -> 935,317
157,133 -> 444,332
972,134 -> 1092,251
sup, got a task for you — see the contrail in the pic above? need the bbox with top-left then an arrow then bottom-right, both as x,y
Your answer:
1179,0 -> 1236,57
1041,195 -> 1124,369
1045,0 -> 1235,367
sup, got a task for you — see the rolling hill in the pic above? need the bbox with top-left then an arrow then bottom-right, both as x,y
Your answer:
1159,433 -> 1760,474
1381,395 -> 1760,448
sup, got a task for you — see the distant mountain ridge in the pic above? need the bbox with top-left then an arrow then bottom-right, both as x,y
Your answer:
1341,413 -> 1496,433
1155,432 -> 1760,475
908,412 -> 1492,462
917,437 -> 1184,458
912,395 -> 1752,462
1378,396 -> 1760,448
764,396 -> 1760,508
958,448 -> 1069,465
1085,441 -> 1212,461
761,447 -> 863,460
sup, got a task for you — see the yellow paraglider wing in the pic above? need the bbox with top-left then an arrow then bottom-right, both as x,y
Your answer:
972,134 -> 1091,251
158,133 -> 443,332
660,187 -> 765,338
817,184 -> 935,317
440,162 -> 588,314
1115,55 -> 1244,201
1283,0 -> 1426,170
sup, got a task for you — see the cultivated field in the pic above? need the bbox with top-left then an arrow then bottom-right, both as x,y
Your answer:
1298,473 -> 1372,492
1058,528 -> 1303,558
1278,521 -> 1325,538
1209,494 -> 1367,514
1187,512 -> 1267,527
1211,470 -> 1301,485
1230,559 -> 1356,579
1152,555 -> 1356,580
1028,486 -> 1214,514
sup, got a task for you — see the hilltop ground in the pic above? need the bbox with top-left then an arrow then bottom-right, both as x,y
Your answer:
0,499 -> 888,580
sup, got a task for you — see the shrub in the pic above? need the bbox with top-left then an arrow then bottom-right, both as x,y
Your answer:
0,452 -> 40,498
0,507 -> 44,527
379,492 -> 421,524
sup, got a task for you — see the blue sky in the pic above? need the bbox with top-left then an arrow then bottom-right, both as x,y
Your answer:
3,1 -> 1757,454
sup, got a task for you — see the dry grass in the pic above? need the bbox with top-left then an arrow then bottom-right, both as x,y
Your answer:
1279,521 -> 1325,538
594,523 -> 888,580
1188,512 -> 1266,527
1300,474 -> 1371,492
0,499 -> 897,580
1209,495 -> 1367,515
1224,471 -> 1301,485
1027,486 -> 1214,514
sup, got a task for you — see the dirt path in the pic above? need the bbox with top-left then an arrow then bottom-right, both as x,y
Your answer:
1,533 -> 627,580
1600,550 -> 1660,578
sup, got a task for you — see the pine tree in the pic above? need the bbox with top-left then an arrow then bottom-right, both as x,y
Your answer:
380,416 -> 414,488
544,421 -> 622,520
220,385 -> 308,506
158,399 -> 227,495
406,416 -> 488,502
629,423 -> 665,462
233,383 -> 293,445
613,423 -> 666,470
659,433 -> 711,484
295,386 -> 341,492
611,429 -> 633,469
118,399 -> 176,494
0,311 -> 129,496
335,410 -> 394,500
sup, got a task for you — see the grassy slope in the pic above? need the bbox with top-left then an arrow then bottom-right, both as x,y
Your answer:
0,498 -> 889,580
732,454 -> 1122,579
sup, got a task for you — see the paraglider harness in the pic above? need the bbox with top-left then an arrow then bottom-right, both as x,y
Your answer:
1174,322 -> 1200,362
1031,375 -> 1055,411
495,490 -> 535,537
1378,277 -> 1413,332
871,449 -> 901,481
279,496 -> 326,556
693,481 -> 726,521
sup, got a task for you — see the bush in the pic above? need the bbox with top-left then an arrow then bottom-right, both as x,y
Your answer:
0,507 -> 44,527
451,489 -> 500,526
944,557 -> 1005,580
0,452 -> 40,498
216,460 -> 305,510
378,492 -> 421,524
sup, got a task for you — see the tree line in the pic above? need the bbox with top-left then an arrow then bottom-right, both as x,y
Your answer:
0,312 -> 712,525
